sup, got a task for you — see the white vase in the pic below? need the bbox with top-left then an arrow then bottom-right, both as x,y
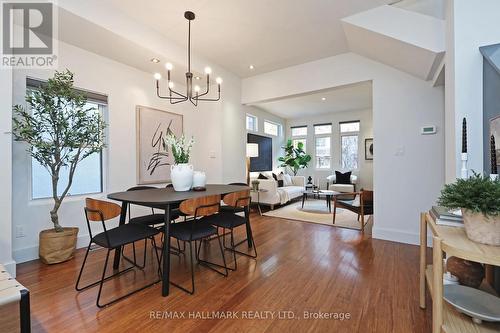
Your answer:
170,163 -> 193,191
192,171 -> 207,188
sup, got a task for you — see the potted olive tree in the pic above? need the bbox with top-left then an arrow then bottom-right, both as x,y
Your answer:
12,70 -> 107,264
278,139 -> 311,176
438,173 -> 500,246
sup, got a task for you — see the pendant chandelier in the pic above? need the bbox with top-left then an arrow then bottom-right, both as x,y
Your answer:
154,11 -> 222,106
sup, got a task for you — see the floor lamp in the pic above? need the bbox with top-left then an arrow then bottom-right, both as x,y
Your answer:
246,143 -> 259,185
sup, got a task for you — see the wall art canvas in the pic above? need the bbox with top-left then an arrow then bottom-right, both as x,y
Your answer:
491,115 -> 500,172
136,106 -> 183,184
365,138 -> 374,160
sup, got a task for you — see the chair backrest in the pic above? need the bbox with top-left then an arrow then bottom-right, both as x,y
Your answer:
85,198 -> 121,222
223,190 -> 251,208
179,195 -> 220,217
361,190 -> 373,205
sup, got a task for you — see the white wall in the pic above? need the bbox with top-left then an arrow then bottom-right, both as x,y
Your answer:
444,0 -> 500,182
245,106 -> 286,172
0,68 -> 15,276
286,109 -> 373,190
242,52 -> 445,245
11,41 -> 231,262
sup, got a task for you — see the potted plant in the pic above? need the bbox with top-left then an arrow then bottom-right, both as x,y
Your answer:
278,139 -> 311,176
12,70 -> 107,264
438,173 -> 500,245
164,133 -> 195,191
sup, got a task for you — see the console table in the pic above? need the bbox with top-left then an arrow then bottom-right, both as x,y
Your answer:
419,212 -> 500,333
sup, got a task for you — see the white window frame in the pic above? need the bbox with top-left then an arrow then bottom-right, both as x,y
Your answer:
246,113 -> 258,132
314,124 -> 332,170
27,82 -> 108,201
291,125 -> 307,137
263,120 -> 280,137
340,120 -> 360,171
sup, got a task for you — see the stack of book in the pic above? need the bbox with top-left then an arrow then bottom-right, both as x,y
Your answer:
429,206 -> 464,227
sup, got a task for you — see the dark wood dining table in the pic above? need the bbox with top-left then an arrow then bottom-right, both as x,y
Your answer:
107,184 -> 250,296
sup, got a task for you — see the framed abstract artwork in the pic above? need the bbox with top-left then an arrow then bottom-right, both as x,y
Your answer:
365,138 -> 374,160
136,105 -> 183,184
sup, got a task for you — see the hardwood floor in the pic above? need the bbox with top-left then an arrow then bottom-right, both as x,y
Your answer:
15,211 -> 432,333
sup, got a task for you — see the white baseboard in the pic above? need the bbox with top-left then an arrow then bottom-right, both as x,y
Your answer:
13,233 -> 91,264
372,227 -> 433,247
1,259 -> 17,277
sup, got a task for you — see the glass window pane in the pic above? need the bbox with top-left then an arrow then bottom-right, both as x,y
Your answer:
315,137 -> 331,169
31,102 -> 104,199
341,135 -> 358,170
340,122 -> 360,133
292,138 -> 306,152
314,124 -> 332,135
246,115 -> 257,131
291,126 -> 307,137
264,121 -> 279,136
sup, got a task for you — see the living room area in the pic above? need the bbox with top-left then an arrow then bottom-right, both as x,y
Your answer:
2,1 -> 500,333
246,81 -> 373,232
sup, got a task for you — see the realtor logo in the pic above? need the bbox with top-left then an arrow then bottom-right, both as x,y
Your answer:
1,0 -> 57,68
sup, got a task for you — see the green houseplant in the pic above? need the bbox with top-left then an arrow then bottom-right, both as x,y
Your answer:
438,172 -> 500,245
12,70 -> 107,263
278,139 -> 311,176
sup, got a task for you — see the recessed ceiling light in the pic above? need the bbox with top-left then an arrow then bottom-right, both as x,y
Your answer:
249,65 -> 254,70
150,58 -> 160,63
321,97 -> 326,101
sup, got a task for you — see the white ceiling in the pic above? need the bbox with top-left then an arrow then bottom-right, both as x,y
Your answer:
253,81 -> 372,119
103,0 -> 391,77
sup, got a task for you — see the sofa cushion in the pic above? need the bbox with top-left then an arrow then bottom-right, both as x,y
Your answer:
335,171 -> 351,184
282,174 -> 293,186
258,173 -> 269,180
330,184 -> 354,193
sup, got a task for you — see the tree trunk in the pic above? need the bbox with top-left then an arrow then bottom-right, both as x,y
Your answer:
50,199 -> 63,232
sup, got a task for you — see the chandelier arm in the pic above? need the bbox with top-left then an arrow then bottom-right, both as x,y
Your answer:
170,97 -> 188,104
168,87 -> 187,99
156,85 -> 186,100
193,89 -> 220,102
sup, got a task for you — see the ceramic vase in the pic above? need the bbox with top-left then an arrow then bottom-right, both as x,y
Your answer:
462,209 -> 500,246
192,171 -> 207,188
170,163 -> 193,191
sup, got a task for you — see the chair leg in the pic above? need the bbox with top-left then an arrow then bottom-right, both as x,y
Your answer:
96,249 -> 111,308
169,240 -> 195,295
224,226 -> 258,260
121,239 -> 147,269
197,233 -> 229,277
332,204 -> 337,224
75,243 -> 92,291
361,214 -> 365,232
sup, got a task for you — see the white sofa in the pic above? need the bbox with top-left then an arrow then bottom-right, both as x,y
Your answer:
326,173 -> 358,193
250,174 -> 305,210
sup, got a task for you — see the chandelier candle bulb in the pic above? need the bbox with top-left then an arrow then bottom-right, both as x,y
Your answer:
168,81 -> 174,89
165,62 -> 173,71
194,85 -> 200,93
154,73 -> 161,80
204,67 -> 212,75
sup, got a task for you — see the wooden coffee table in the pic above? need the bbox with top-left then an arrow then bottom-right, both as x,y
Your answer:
301,190 -> 339,213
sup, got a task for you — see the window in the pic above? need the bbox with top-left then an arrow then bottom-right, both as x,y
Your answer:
315,137 -> 331,169
291,126 -> 307,137
28,79 -> 107,199
264,120 -> 280,136
340,121 -> 360,170
292,138 -> 306,152
246,114 -> 258,131
314,123 -> 332,135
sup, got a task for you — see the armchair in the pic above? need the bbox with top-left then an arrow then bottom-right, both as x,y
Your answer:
326,173 -> 357,192
332,190 -> 373,232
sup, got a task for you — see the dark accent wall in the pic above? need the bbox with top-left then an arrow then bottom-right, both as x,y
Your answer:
247,133 -> 272,172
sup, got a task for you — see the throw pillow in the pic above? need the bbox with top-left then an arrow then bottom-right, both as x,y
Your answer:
335,171 -> 351,184
283,173 -> 293,186
258,173 -> 268,180
277,180 -> 284,187
272,173 -> 278,181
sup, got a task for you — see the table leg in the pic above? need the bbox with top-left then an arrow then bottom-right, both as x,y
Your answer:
257,191 -> 263,216
419,213 -> 427,309
162,204 -> 171,297
113,202 -> 128,269
302,193 -> 306,208
327,195 -> 331,212
432,236 -> 443,333
245,205 -> 253,248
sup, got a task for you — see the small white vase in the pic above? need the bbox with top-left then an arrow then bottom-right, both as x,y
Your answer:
192,171 -> 207,188
170,163 -> 193,191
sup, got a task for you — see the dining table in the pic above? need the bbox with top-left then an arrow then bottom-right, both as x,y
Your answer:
107,184 -> 250,297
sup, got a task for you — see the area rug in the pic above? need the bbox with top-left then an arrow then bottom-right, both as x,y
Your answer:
263,199 -> 372,231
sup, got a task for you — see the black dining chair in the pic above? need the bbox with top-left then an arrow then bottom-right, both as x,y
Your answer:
75,198 -> 161,308
124,186 -> 181,264
219,183 -> 248,213
168,194 -> 228,295
206,189 -> 257,270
